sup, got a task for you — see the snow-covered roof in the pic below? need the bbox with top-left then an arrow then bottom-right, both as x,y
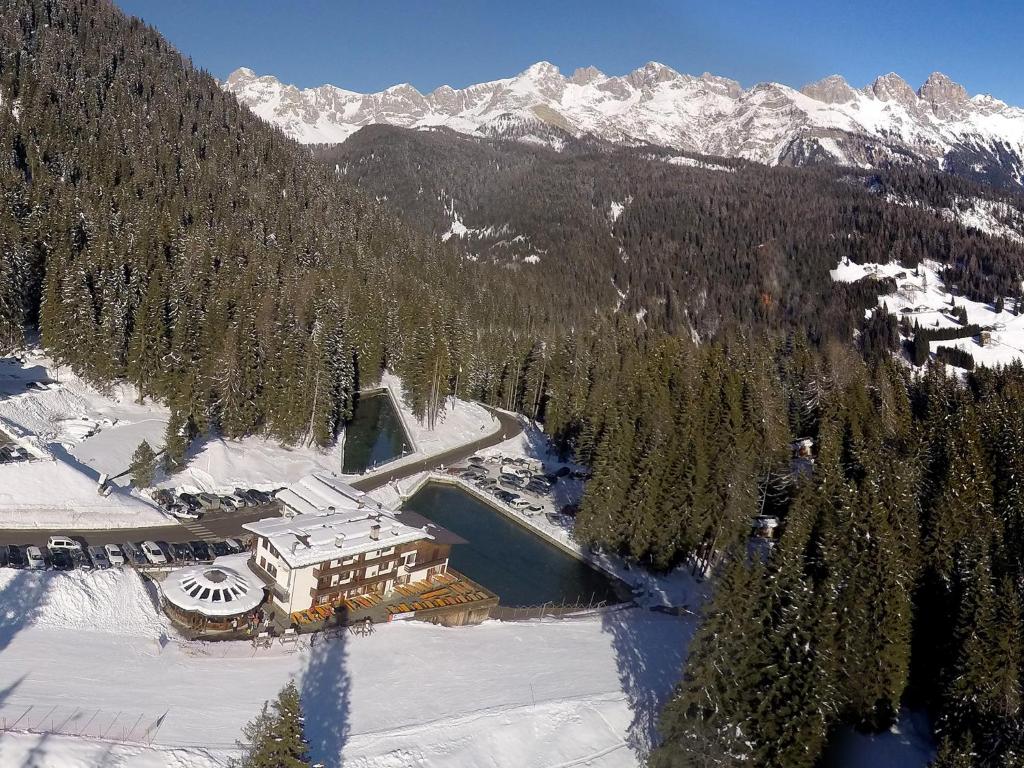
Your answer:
160,557 -> 264,617
243,473 -> 432,569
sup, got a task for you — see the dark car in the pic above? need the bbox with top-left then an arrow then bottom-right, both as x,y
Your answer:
210,540 -> 231,558
177,492 -> 202,511
526,480 -> 550,494
87,545 -> 111,569
69,547 -> 91,570
50,549 -> 74,571
171,542 -> 195,563
248,489 -> 272,505
121,541 -> 148,566
495,490 -> 517,503
0,544 -> 9,567
155,541 -> 175,563
555,466 -> 571,478
6,545 -> 26,568
189,541 -> 213,562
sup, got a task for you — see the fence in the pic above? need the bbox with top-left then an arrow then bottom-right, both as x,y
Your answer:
0,703 -> 174,746
490,594 -> 615,621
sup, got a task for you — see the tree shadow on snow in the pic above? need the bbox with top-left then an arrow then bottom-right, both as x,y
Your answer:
600,607 -> 696,761
300,620 -> 352,767
0,569 -> 51,654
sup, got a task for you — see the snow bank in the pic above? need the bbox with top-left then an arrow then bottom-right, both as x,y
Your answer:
0,458 -> 168,529
0,567 -> 169,638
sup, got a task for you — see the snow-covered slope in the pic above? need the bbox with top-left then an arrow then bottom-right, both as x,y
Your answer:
224,63 -> 1024,187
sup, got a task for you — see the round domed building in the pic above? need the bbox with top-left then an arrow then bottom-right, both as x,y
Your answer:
160,557 -> 266,634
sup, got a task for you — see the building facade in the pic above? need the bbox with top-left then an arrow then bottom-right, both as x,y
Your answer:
244,473 -> 450,620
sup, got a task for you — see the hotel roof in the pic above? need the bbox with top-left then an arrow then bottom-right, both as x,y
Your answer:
242,473 -> 432,568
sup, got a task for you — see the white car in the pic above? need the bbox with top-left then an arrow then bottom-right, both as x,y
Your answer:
141,541 -> 167,565
46,535 -> 82,551
26,545 -> 46,569
509,497 -> 532,510
104,544 -> 126,566
170,505 -> 201,520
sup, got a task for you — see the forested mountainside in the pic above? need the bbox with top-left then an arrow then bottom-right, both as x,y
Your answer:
648,353 -> 1024,768
0,0 -> 517,455
3,2 -> 1024,766
318,126 -> 1024,339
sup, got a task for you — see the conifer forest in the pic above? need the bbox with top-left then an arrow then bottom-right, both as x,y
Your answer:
2,1 -> 1024,766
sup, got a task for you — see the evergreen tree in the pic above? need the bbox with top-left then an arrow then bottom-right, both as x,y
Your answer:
230,681 -> 310,768
129,440 -> 157,488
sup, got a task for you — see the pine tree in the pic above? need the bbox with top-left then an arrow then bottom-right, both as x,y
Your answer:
129,440 -> 157,488
231,680 -> 311,768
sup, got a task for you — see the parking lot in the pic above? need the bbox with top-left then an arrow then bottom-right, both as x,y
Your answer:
0,486 -> 282,569
446,453 -> 587,521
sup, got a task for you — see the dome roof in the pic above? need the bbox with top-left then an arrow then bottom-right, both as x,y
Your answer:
161,563 -> 264,617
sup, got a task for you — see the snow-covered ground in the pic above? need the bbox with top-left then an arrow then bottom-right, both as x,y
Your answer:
163,371 -> 498,495
0,354 -> 169,529
0,350 -> 497,527
0,566 -> 699,768
831,258 -> 1024,369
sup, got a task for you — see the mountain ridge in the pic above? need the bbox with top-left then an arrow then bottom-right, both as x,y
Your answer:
224,61 -> 1024,188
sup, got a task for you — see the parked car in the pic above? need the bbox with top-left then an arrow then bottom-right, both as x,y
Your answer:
223,538 -> 244,554
170,504 -> 201,520
70,547 -> 91,569
468,455 -> 485,466
219,496 -> 238,511
50,549 -> 74,571
495,490 -> 517,503
476,477 -> 497,489
155,541 -> 175,563
526,504 -> 545,515
189,541 -> 213,562
141,541 -> 167,565
87,545 -> 111,569
248,490 -> 272,505
46,535 -> 82,552
509,497 -> 531,510
210,540 -> 231,558
0,544 -> 8,568
526,480 -> 551,494
7,545 -> 27,569
120,542 -> 148,566
554,466 -> 571,478
104,544 -> 126,567
239,489 -> 263,506
196,493 -> 220,511
170,542 -> 195,563
26,545 -> 46,569
177,491 -> 200,507
233,490 -> 258,507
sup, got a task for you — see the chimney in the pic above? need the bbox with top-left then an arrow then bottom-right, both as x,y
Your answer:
370,524 -> 381,541
334,534 -> 346,548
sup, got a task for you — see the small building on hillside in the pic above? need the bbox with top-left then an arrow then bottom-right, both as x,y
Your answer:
244,473 -> 452,624
159,554 -> 265,635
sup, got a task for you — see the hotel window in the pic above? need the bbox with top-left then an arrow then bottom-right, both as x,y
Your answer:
340,571 -> 353,584
403,552 -> 417,567
364,564 -> 379,579
381,546 -> 395,556
330,574 -> 340,586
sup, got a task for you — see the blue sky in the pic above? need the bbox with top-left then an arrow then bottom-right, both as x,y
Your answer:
116,0 -> 1023,104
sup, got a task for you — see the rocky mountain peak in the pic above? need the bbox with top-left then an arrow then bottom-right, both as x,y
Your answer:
225,67 -> 259,87
569,65 -> 606,86
869,73 -> 918,107
801,74 -> 856,104
918,71 -> 969,118
627,61 -> 682,89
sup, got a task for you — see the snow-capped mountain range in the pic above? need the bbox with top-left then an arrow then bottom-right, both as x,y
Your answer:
224,62 -> 1024,188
